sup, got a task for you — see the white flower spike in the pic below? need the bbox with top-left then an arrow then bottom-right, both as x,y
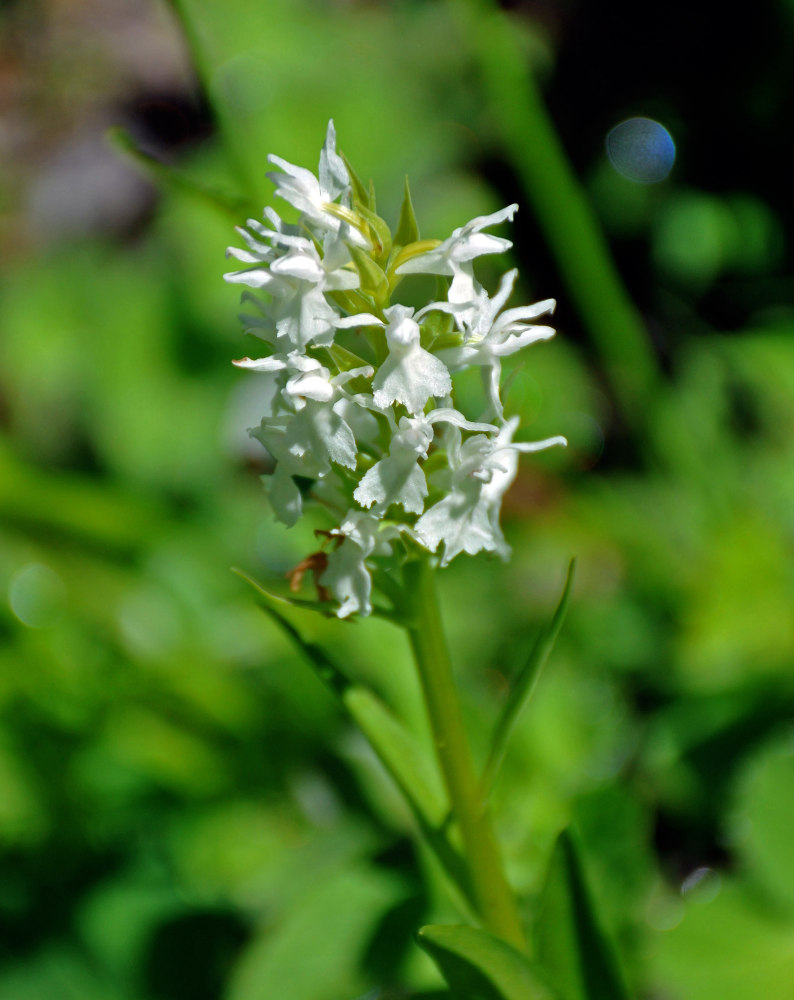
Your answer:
266,120 -> 369,248
227,122 -> 566,616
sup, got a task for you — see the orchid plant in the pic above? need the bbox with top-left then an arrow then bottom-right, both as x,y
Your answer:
227,123 -> 586,996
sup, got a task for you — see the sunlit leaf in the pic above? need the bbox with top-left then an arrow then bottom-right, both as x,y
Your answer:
350,245 -> 390,306
417,924 -> 559,1000
342,151 -> 372,210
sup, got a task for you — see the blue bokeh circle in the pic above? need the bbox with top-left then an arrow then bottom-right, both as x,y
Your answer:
606,117 -> 676,184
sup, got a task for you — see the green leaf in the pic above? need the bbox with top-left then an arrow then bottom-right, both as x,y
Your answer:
480,560 -> 575,798
321,342 -> 373,375
534,829 -> 630,1000
234,569 -> 350,696
232,567 -> 335,614
417,924 -> 560,1000
234,566 -> 402,624
342,151 -> 371,210
344,688 -> 474,909
387,238 -> 443,292
350,245 -> 390,306
357,204 -> 393,265
394,175 -> 420,246
238,571 -> 473,906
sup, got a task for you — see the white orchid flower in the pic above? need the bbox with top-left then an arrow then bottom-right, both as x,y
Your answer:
337,303 -> 452,414
236,354 -> 373,499
320,511 -> 401,618
416,417 -> 566,565
266,120 -> 370,248
354,409 -> 496,516
228,122 -> 566,615
438,269 -> 556,418
225,238 -> 359,351
395,204 -> 518,321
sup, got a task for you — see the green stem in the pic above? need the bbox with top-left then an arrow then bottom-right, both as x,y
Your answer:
453,0 -> 660,427
402,558 -> 527,951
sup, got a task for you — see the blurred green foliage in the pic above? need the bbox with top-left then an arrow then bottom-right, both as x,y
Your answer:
2,0 -> 794,998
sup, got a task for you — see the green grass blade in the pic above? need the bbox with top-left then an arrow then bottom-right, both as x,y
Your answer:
480,560 -> 575,800
417,924 -> 560,1000
534,829 -> 630,1000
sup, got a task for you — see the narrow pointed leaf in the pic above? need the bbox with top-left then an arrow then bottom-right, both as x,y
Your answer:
237,568 -> 473,905
344,689 -> 445,825
244,594 -> 350,698
387,238 -> 442,284
417,924 -> 560,1000
350,245 -> 389,304
480,560 -> 575,798
345,688 -> 474,909
232,567 -> 334,615
357,204 -> 393,265
341,151 -> 371,210
534,829 -> 630,1000
233,567 -> 397,623
395,175 -> 420,246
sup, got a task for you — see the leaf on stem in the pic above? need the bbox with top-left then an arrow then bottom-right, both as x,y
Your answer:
237,568 -> 474,907
350,245 -> 390,306
357,203 -> 393,265
235,569 -> 350,696
417,924 -> 560,1000
345,688 -> 474,910
534,829 -> 630,1000
480,559 -> 575,800
341,151 -> 371,210
394,175 -> 420,246
233,567 -> 336,613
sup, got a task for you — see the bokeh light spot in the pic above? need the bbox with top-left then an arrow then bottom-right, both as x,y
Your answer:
606,117 -> 676,184
8,563 -> 66,628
